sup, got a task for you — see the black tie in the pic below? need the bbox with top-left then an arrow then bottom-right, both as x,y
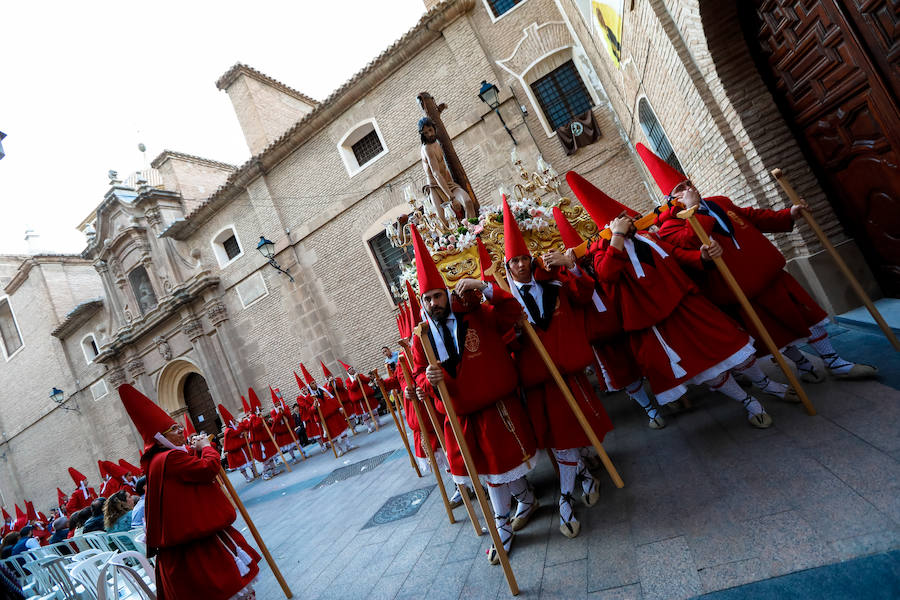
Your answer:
439,319 -> 459,365
521,284 -> 542,321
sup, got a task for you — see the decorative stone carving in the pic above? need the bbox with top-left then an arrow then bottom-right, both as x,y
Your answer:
205,299 -> 228,326
497,22 -> 574,77
107,366 -> 127,388
94,260 -> 109,275
125,357 -> 146,379
153,336 -> 173,361
144,207 -> 163,228
182,317 -> 204,341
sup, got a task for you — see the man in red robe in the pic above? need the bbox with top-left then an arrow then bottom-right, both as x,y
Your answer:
219,404 -> 258,482
500,197 -> 612,539
246,389 -> 279,480
65,467 -> 97,514
322,362 -> 357,438
639,144 -> 877,384
340,361 -> 378,433
557,181 -> 663,429
295,372 -> 326,454
569,172 -> 775,428
118,384 -> 260,599
301,363 -> 352,456
408,224 -> 537,565
97,461 -> 124,498
269,387 -> 306,463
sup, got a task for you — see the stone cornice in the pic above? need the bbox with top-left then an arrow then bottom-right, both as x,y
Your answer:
150,150 -> 238,172
93,272 -> 220,363
50,299 -> 104,339
3,255 -> 92,295
215,63 -> 319,107
163,0 -> 475,240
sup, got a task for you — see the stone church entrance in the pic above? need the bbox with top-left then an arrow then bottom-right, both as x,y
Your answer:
183,372 -> 221,436
743,0 -> 900,296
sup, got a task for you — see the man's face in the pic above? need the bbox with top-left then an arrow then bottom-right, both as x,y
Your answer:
382,347 -> 392,358
422,288 -> 450,321
670,180 -> 701,207
421,124 -> 436,143
507,255 -> 533,284
161,422 -> 186,447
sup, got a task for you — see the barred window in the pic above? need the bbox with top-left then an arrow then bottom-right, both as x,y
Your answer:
530,61 -> 593,131
351,130 -> 384,167
0,298 -> 23,358
638,98 -> 684,174
368,231 -> 414,304
486,0 -> 523,18
223,234 -> 241,260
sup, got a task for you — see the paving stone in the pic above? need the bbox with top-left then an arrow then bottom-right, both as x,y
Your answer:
634,536 -> 702,600
795,487 -> 897,542
827,528 -> 900,563
697,557 -> 769,594
679,500 -> 756,570
394,542 -> 454,597
539,558 -> 587,600
742,510 -> 833,577
423,558 -> 473,600
861,484 -> 900,527
382,530 -> 434,576
808,436 -> 900,494
587,521 -> 639,592
587,583 -> 643,600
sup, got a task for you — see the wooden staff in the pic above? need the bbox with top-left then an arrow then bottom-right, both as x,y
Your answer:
678,206 -> 816,415
771,168 -> 900,351
277,402 -> 306,462
414,322 -> 519,596
397,347 -> 483,536
217,467 -> 293,598
314,399 -> 340,460
372,369 -> 422,477
488,268 -> 624,489
406,386 -> 456,525
330,382 -> 358,436
356,375 -> 380,431
259,414 -> 293,472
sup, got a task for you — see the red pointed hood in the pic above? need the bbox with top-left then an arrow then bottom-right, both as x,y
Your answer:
338,360 -> 353,372
68,467 -> 87,485
566,171 -> 639,227
57,488 -> 66,506
97,460 -> 108,479
293,371 -> 306,392
397,303 -> 410,339
118,459 -> 142,478
183,414 -> 196,437
118,383 -> 177,453
502,196 -> 530,262
25,501 -> 37,522
218,404 -> 237,427
103,461 -> 128,480
247,388 -> 262,413
411,224 -> 445,293
240,396 -> 250,414
405,281 -> 421,322
320,361 -> 333,379
636,142 -> 687,196
1,507 -> 9,522
14,505 -> 26,528
552,206 -> 585,249
269,386 -> 281,405
300,363 -> 315,386
476,237 -> 497,283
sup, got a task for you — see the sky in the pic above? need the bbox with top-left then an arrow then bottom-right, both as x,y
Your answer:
0,0 -> 427,255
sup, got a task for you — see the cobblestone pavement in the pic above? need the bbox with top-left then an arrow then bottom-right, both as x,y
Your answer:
227,330 -> 900,599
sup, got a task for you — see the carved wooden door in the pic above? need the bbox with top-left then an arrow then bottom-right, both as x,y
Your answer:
746,0 -> 900,295
183,373 -> 221,436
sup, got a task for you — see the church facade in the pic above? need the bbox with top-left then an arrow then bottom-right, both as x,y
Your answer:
0,0 -> 893,507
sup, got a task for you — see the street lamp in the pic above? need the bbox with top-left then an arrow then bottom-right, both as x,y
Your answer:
479,81 -> 517,145
256,236 -> 294,282
50,387 -> 80,413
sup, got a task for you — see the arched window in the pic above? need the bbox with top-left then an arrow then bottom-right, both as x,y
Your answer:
211,225 -> 243,268
81,334 -> 99,363
638,98 -> 684,174
337,119 -> 389,177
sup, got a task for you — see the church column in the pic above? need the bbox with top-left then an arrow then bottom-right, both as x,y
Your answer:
94,260 -> 124,329
204,298 -> 243,407
181,314 -> 232,412
107,365 -> 144,450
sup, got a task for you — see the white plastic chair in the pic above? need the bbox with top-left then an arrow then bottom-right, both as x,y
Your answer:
21,557 -> 54,596
68,551 -> 115,599
106,533 -> 139,554
81,534 -> 110,552
66,549 -> 104,566
107,551 -> 155,590
96,563 -> 156,600
67,537 -> 95,553
36,555 -> 86,600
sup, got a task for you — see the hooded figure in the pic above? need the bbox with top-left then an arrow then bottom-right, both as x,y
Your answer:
119,383 -> 260,599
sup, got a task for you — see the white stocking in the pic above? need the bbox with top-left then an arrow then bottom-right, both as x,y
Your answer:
704,372 -> 764,416
625,379 -> 658,418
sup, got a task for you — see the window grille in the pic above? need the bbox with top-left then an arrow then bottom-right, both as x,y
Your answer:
486,0 -> 523,18
638,98 -> 684,174
223,235 -> 241,260
369,231 -> 414,304
531,61 -> 593,131
351,130 -> 384,167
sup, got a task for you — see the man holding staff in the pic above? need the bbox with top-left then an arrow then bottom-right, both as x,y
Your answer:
501,197 -> 609,539
569,173 -> 775,428
118,384 -> 260,599
300,363 -> 353,456
642,145 -> 877,384
408,225 -> 537,564
341,361 -> 378,433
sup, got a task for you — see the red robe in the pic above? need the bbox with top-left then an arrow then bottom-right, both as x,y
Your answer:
345,373 -> 375,416
142,445 -> 260,599
398,360 -> 440,461
591,233 -> 755,404
99,476 -> 123,498
270,409 -> 295,447
248,415 -> 277,462
515,269 -> 614,450
65,485 -> 97,514
656,196 -> 827,352
307,387 -> 347,440
222,425 -> 251,469
412,288 -> 536,481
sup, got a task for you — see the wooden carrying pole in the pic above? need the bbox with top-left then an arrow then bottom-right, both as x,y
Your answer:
217,466 -> 293,599
398,348 -> 483,536
771,168 -> 900,351
314,400 -> 340,460
260,417 -> 293,472
372,369 -> 422,477
331,385 -> 358,436
389,390 -> 423,477
414,323 -> 519,596
678,206 -> 817,415
489,270 -> 624,488
357,377 -> 380,431
279,408 -> 306,461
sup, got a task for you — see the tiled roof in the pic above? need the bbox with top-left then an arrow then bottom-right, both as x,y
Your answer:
215,63 -> 319,107
50,298 -> 104,338
150,150 -> 238,171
